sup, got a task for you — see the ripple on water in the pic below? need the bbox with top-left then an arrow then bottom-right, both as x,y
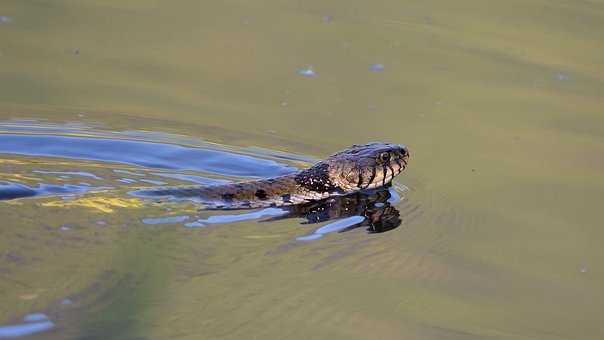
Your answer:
138,179 -> 167,185
184,208 -> 287,228
33,170 -> 102,180
22,313 -> 49,323
151,173 -> 229,185
112,169 -> 146,177
142,215 -> 190,225
0,182 -> 105,201
0,313 -> 54,338
296,215 -> 366,241
0,123 -> 305,202
117,178 -> 138,184
0,134 -> 297,177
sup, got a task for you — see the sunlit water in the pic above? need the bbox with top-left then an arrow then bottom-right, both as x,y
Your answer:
1,1 -> 603,339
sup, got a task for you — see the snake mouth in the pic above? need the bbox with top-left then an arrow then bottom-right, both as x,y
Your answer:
402,155 -> 409,169
397,154 -> 410,174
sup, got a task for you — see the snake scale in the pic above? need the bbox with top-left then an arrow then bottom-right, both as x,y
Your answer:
134,142 -> 410,209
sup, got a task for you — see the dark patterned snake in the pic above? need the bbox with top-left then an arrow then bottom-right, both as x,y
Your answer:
134,142 -> 410,209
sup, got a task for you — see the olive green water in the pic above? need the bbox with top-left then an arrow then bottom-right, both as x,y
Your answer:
1,1 -> 603,339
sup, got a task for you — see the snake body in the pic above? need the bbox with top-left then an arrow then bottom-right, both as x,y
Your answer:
134,142 -> 409,209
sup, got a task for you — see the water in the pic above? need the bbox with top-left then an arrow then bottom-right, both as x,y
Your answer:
0,313 -> 54,338
1,1 -> 603,339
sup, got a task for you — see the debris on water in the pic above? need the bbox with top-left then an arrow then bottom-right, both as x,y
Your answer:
323,15 -> 333,23
0,16 -> 13,24
556,73 -> 569,81
280,101 -> 288,107
61,298 -> 73,305
73,48 -> 80,55
580,266 -> 588,273
142,215 -> 189,225
117,178 -> 138,184
298,66 -> 316,77
369,63 -> 385,72
96,220 -> 107,226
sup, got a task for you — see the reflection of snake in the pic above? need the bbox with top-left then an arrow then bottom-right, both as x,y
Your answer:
135,142 -> 410,209
272,186 -> 403,234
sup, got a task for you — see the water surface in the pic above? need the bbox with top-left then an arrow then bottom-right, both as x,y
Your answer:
1,1 -> 603,339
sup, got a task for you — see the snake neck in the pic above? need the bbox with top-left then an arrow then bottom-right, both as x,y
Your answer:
135,168 -> 346,209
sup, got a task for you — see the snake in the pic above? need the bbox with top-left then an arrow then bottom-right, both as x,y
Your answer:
133,142 -> 410,209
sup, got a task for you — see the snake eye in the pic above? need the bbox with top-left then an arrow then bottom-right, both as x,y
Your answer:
378,152 -> 391,163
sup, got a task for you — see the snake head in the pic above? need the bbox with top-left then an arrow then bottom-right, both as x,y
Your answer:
326,142 -> 410,192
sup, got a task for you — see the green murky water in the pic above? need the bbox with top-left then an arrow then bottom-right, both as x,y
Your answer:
1,1 -> 603,339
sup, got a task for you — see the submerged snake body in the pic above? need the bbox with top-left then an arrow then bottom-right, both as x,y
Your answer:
135,142 -> 409,209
